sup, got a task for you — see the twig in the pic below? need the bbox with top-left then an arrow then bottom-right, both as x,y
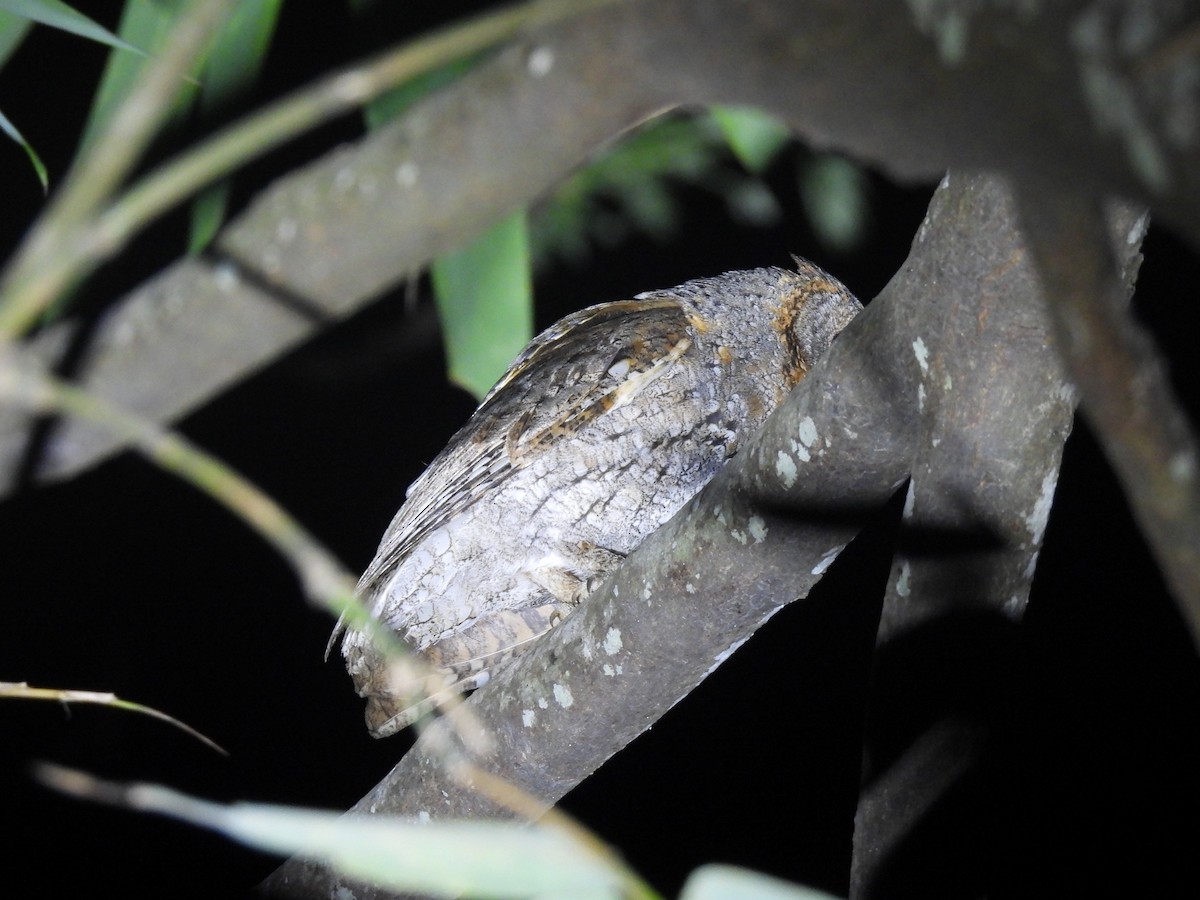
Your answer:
0,681 -> 226,755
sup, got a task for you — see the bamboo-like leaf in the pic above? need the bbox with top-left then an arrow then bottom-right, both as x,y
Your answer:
800,154 -> 870,252
187,0 -> 283,252
0,106 -> 47,189
188,180 -> 230,252
38,765 -> 623,899
1,681 -> 225,754
432,211 -> 534,400
75,0 -> 195,156
710,105 -> 791,174
681,865 -> 842,900
363,52 -> 482,129
531,115 -> 729,265
0,8 -> 34,69
0,0 -> 144,54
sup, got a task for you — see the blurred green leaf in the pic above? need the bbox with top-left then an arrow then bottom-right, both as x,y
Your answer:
0,9 -> 34,69
710,105 -> 791,174
0,106 -> 47,189
0,0 -> 145,55
188,180 -> 230,252
187,0 -> 282,252
681,865 -> 842,900
363,52 -> 483,129
76,0 -> 195,155
531,116 -> 717,263
195,0 -> 279,108
39,765 -> 623,899
800,154 -> 869,252
532,114 -> 781,266
432,211 -> 534,400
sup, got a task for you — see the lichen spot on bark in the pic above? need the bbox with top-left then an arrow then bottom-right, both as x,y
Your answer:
553,683 -> 574,709
776,450 -> 798,488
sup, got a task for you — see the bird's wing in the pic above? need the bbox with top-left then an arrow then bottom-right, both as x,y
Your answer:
356,295 -> 697,597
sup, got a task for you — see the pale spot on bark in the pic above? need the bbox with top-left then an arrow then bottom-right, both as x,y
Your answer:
395,162 -> 419,187
1025,467 -> 1059,545
527,46 -> 555,77
603,627 -> 623,655
776,450 -> 798,488
913,336 -> 930,373
798,415 -> 818,449
748,515 -> 768,543
552,683 -> 573,708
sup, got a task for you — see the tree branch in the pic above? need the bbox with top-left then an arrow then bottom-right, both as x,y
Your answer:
849,175 -> 1147,899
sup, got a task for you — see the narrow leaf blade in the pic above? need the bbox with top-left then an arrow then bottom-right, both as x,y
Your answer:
432,212 -> 534,400
0,106 -> 47,189
38,766 -> 622,899
0,9 -> 34,69
0,0 -> 145,55
75,0 -> 192,155
187,0 -> 283,251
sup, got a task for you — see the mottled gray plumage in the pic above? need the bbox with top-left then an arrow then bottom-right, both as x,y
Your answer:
342,260 -> 861,736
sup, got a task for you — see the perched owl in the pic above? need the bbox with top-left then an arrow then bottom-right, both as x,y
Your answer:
341,260 -> 861,736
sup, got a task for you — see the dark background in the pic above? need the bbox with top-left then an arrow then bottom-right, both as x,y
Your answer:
2,4 -> 1199,898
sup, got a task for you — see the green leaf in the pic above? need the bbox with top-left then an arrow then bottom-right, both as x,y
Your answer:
347,0 -> 485,131
710,105 -> 791,174
187,180 -> 230,253
195,0 -> 280,110
531,115 -> 729,265
76,0 -> 194,156
432,211 -> 534,401
681,865 -> 843,900
363,52 -> 482,130
0,106 -> 47,189
0,0 -> 144,55
799,154 -> 870,252
0,9 -> 34,70
38,765 -> 623,899
187,0 -> 282,252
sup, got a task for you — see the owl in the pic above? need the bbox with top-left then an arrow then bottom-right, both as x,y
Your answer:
341,260 -> 861,736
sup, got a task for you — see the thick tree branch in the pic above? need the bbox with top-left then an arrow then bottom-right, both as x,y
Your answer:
6,0 -> 1198,494
849,175 -> 1147,899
